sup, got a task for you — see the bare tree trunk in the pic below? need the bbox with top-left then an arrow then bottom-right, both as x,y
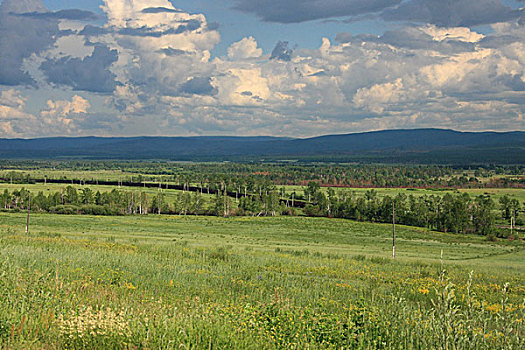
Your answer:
25,194 -> 31,234
392,202 -> 396,259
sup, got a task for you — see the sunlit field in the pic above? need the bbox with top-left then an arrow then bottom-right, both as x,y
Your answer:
1,213 -> 523,349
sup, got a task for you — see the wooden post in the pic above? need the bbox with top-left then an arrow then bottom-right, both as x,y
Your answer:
25,194 -> 31,234
392,202 -> 396,259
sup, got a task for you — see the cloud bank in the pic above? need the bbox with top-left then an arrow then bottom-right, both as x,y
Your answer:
232,0 -> 523,25
0,0 -> 524,137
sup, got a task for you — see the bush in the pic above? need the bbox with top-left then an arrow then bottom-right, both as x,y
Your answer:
486,233 -> 498,242
304,204 -> 324,217
50,205 -> 80,215
80,204 -> 119,216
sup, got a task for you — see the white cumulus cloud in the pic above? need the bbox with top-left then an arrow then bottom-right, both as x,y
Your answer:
228,37 -> 263,60
41,95 -> 90,133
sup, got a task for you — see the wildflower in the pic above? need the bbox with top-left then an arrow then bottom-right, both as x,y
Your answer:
418,287 -> 430,295
485,304 -> 501,313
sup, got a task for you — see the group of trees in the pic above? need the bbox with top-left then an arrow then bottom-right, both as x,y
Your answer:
1,187 -> 167,216
301,183 -> 522,237
1,182 -> 523,237
0,186 -> 288,218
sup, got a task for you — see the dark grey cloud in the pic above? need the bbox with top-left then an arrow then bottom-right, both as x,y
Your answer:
270,41 -> 293,61
142,7 -> 183,14
238,90 -> 263,102
206,22 -> 220,31
479,34 -> 521,49
40,45 -> 119,93
334,32 -> 353,44
0,0 -> 46,14
79,25 -> 109,36
382,0 -> 521,26
498,74 -> 525,91
180,77 -> 217,96
118,26 -> 166,37
232,0 -> 522,26
0,0 -> 59,86
310,71 -> 327,77
232,0 -> 401,23
157,47 -> 190,56
336,27 -> 476,54
174,19 -> 202,33
116,19 -> 202,37
14,9 -> 98,21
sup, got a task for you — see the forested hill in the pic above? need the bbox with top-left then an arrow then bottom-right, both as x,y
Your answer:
0,129 -> 524,164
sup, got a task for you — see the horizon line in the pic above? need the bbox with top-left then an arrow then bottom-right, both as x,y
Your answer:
2,128 -> 525,141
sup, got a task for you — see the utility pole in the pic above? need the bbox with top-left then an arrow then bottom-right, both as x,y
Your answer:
25,193 -> 31,234
510,210 -> 515,237
392,202 -> 396,259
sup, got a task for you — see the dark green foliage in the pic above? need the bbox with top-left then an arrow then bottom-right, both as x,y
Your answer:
0,129 -> 525,164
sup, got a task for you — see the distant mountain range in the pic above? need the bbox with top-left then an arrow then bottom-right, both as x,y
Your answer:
1,129 -> 524,164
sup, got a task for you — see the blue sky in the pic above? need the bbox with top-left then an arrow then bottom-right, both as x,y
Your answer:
0,0 -> 524,137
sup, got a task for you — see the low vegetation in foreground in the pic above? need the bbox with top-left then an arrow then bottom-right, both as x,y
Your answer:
0,213 -> 524,349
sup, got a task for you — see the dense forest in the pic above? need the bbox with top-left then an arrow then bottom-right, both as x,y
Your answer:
1,129 -> 524,164
1,161 -> 524,189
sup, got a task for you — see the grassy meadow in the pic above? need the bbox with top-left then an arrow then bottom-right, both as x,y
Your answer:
283,185 -> 525,204
0,213 -> 524,349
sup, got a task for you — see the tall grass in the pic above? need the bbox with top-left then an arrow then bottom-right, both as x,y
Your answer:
0,214 -> 523,349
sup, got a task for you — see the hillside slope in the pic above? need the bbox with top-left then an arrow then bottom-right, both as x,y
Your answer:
0,129 -> 524,163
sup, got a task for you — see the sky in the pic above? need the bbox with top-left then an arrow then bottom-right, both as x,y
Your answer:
0,0 -> 524,138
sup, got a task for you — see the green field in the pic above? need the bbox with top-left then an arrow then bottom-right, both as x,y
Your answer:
1,213 -> 524,349
283,185 -> 525,203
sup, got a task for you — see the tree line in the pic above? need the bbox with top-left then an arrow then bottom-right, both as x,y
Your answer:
2,162 -> 524,189
0,186 -> 286,218
1,185 -> 522,238
301,182 -> 522,238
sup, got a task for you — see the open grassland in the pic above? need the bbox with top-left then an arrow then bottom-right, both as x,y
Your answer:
0,213 -> 524,349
